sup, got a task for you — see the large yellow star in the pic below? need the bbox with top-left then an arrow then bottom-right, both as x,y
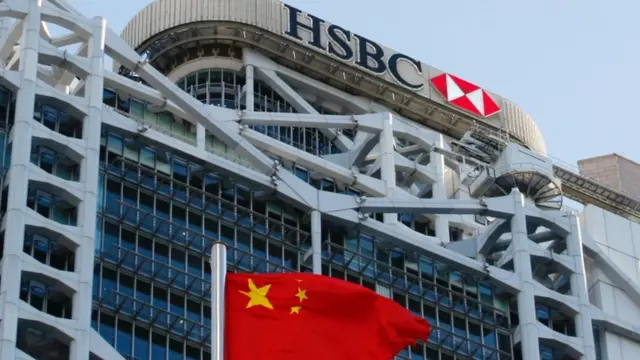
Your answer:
239,279 -> 273,310
295,288 -> 308,303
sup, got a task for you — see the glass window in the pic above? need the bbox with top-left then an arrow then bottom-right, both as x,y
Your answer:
209,69 -> 221,84
130,99 -> 145,119
117,94 -> 130,113
42,105 -> 58,131
158,112 -> 173,131
103,89 -> 117,107
169,338 -> 183,359
479,283 -> 493,304
99,313 -> 116,345
107,134 -> 124,155
134,326 -> 150,359
185,75 -> 196,91
197,71 -> 208,87
39,149 -> 55,174
151,332 -> 166,360
116,319 -> 133,356
143,106 -> 158,123
140,148 -> 155,169
58,112 -> 78,138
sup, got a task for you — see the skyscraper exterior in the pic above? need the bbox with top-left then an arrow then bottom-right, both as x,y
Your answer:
1,0 -> 640,359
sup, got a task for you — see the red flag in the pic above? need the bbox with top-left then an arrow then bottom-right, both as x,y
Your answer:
225,272 -> 430,360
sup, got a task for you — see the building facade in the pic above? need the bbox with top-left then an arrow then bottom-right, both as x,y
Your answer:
1,0 -> 640,359
578,153 -> 640,201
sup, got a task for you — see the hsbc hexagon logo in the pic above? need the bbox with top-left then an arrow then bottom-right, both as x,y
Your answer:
429,73 -> 500,118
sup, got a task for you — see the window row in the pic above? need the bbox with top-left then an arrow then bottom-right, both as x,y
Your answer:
98,217 -> 304,279
107,67 -> 341,158
93,311 -> 211,360
98,175 -> 507,317
26,188 -> 77,226
327,231 -> 510,313
98,166 -> 511,321
33,102 -> 82,139
94,265 -> 212,327
103,89 -> 195,144
23,232 -> 75,272
21,279 -> 72,319
31,145 -> 79,181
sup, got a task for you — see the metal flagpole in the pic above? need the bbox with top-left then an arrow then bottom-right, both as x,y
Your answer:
211,242 -> 227,360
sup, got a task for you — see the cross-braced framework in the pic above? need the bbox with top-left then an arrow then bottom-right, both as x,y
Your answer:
1,0 -> 640,359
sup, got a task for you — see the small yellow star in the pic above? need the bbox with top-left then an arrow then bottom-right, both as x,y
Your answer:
239,279 -> 273,310
290,306 -> 302,315
295,288 -> 308,303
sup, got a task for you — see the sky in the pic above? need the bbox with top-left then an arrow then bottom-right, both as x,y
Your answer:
67,0 -> 640,170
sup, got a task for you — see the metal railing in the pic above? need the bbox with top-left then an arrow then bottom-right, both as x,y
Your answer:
551,162 -> 640,221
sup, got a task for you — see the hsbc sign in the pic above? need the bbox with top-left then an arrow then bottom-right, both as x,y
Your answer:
282,4 -> 501,118
283,4 -> 425,91
429,73 -> 500,118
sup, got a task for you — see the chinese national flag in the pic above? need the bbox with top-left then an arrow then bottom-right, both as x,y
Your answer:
225,272 -> 430,360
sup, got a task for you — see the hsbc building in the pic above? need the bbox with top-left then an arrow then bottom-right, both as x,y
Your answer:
0,0 -> 640,360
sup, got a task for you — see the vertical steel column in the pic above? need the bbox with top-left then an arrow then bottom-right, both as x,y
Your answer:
511,189 -> 540,360
567,214 -> 596,360
311,210 -> 322,274
211,242 -> 227,360
430,134 -> 450,243
245,64 -> 254,111
0,2 -> 40,358
380,112 -> 396,225
70,16 -> 106,360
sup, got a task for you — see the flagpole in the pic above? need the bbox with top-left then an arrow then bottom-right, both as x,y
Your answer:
211,242 -> 227,360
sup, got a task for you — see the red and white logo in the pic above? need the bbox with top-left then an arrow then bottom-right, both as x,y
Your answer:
429,73 -> 500,118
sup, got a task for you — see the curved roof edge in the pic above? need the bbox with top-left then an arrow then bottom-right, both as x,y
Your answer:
120,0 -> 546,154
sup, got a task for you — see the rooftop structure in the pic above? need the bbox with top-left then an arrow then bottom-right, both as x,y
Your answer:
578,153 -> 640,201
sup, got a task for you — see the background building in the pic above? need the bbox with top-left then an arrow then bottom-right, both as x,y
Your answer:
578,153 -> 640,201
1,0 -> 640,359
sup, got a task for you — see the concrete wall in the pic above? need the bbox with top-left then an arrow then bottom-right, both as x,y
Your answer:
618,157 -> 640,201
578,154 -> 622,192
578,154 -> 640,200
583,204 -> 640,359
600,332 -> 640,360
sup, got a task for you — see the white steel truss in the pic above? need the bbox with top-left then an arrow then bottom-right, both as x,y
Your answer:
0,0 -> 636,359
